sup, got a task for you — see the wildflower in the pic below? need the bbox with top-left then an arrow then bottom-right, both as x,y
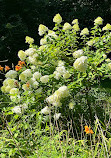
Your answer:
63,22 -> 72,30
53,13 -> 62,24
73,56 -> 88,72
18,61 -> 26,67
54,113 -> 61,121
18,50 -> 26,61
41,106 -> 50,114
84,126 -> 94,134
0,65 -> 3,71
40,75 -> 49,83
25,36 -> 34,44
94,17 -> 103,25
72,24 -> 80,31
15,65 -> 22,71
72,19 -> 79,24
102,23 -> 111,31
38,24 -> 48,36
73,49 -> 83,58
80,28 -> 89,36
5,65 -> 10,72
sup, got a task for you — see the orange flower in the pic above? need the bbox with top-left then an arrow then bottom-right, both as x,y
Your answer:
85,126 -> 94,134
18,61 -> 26,67
0,65 -> 4,71
26,82 -> 30,88
15,65 -> 22,71
5,65 -> 10,72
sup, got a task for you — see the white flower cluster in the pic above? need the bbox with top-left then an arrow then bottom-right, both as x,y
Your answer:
25,48 -> 36,56
19,70 -> 41,90
33,71 -> 42,80
72,19 -> 80,31
18,48 -> 39,65
25,36 -> 34,45
1,78 -> 19,93
63,22 -> 72,30
86,40 -> 95,46
102,23 -> 111,31
53,13 -> 62,24
46,86 -> 69,107
12,103 -> 28,114
53,61 -> 70,80
25,48 -> 39,65
18,50 -> 26,61
41,106 -> 50,114
40,75 -> 49,83
80,28 -> 89,36
108,63 -> 111,70
5,70 -> 17,79
40,36 -> 49,45
54,113 -> 61,120
19,69 -> 32,81
73,56 -> 88,72
73,49 -> 83,58
94,17 -> 103,25
48,30 -> 58,39
38,24 -> 48,36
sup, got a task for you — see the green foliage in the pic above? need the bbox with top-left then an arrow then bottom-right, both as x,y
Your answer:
0,13 -> 111,157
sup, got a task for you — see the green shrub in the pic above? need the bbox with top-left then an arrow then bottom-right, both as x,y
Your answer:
0,13 -> 111,157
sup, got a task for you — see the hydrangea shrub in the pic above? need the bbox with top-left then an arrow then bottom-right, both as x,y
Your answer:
1,14 -> 111,130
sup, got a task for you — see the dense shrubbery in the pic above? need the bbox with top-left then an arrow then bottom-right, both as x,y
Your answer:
0,13 -> 111,157
0,0 -> 111,68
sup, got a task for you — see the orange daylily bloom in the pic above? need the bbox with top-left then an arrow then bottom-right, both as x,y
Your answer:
5,65 -> 10,72
85,125 -> 94,134
15,65 -> 22,71
18,61 -> 26,67
0,65 -> 4,71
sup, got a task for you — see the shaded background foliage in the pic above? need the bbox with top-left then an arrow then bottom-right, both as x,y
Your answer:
0,0 -> 111,83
